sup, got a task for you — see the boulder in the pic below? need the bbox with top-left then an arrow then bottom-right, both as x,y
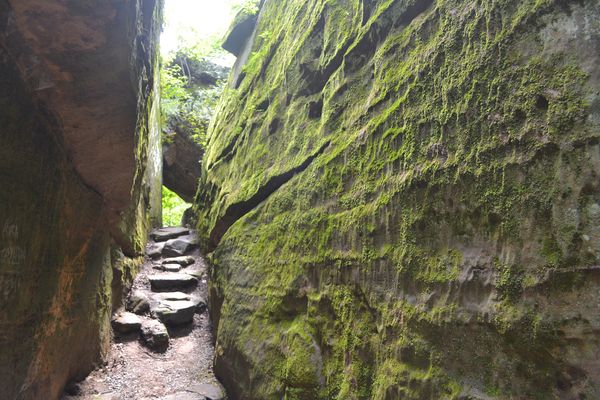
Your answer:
163,129 -> 203,203
126,291 -> 150,315
111,312 -> 142,334
150,227 -> 190,242
162,236 -> 198,257
146,242 -> 165,258
181,207 -> 196,227
152,292 -> 207,313
162,256 -> 195,266
140,319 -> 169,352
222,5 -> 259,57
152,300 -> 197,325
148,273 -> 198,291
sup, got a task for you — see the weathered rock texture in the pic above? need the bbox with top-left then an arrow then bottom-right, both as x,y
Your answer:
197,0 -> 600,398
0,0 -> 163,398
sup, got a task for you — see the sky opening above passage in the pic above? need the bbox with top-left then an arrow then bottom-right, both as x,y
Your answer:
161,0 -> 240,58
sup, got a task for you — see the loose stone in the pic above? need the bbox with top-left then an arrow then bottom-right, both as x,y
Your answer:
111,312 -> 142,334
140,319 -> 169,352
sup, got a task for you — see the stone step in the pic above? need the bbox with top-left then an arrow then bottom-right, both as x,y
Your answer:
153,263 -> 183,272
111,312 -> 142,334
150,227 -> 190,242
162,235 -> 199,257
149,273 -> 198,291
152,299 -> 197,325
151,291 -> 207,312
162,256 -> 195,266
146,242 -> 165,258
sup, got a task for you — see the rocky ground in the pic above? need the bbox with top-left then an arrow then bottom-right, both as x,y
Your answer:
62,228 -> 225,400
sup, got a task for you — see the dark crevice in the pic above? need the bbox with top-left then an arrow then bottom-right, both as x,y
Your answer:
208,141 -> 331,250
345,0 -> 434,73
207,133 -> 242,171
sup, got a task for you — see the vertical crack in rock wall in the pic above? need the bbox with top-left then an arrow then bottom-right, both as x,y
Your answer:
0,0 -> 163,398
197,0 -> 600,398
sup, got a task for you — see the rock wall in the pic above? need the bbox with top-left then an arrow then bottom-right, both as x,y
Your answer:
197,0 -> 600,398
0,1 -> 163,398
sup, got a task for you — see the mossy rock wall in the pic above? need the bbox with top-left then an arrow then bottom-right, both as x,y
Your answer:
0,0 -> 163,398
197,0 -> 600,398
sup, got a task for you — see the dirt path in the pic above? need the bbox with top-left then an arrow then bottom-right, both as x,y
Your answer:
62,229 -> 225,400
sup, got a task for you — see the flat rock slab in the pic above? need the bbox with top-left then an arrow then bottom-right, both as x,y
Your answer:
111,312 -> 142,334
151,292 -> 207,313
150,227 -> 190,242
149,273 -> 198,291
159,393 -> 207,400
153,292 -> 191,302
141,319 -> 169,352
162,256 -> 195,266
162,236 -> 199,257
188,383 -> 226,400
152,300 -> 197,325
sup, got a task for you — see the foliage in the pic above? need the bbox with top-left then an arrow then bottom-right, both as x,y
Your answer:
232,0 -> 259,15
162,186 -> 189,227
160,64 -> 189,122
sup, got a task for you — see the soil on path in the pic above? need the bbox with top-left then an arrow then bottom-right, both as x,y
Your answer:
62,229 -> 224,400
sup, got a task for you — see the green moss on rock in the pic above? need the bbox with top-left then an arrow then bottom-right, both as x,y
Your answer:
198,0 -> 600,398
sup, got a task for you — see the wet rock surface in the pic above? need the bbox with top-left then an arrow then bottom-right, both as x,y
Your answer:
62,229 -> 225,400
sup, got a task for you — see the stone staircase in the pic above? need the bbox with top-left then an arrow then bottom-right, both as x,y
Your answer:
65,227 -> 225,400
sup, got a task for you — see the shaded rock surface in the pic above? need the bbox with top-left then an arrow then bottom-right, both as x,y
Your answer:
0,1 -> 163,398
126,291 -> 150,315
196,0 -> 600,399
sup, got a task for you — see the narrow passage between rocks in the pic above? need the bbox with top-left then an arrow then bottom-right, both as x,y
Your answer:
62,228 -> 225,400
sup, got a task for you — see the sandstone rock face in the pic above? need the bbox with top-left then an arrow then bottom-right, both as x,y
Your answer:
0,0 -> 162,398
197,0 -> 600,399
